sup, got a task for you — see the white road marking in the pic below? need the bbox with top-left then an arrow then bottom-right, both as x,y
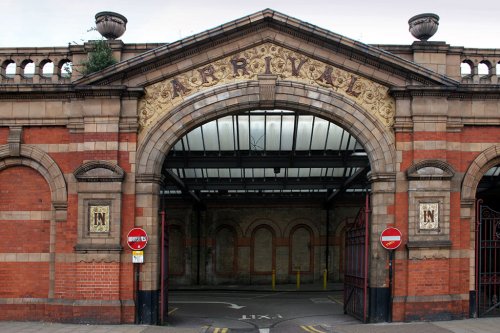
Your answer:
170,301 -> 245,309
259,329 -> 270,333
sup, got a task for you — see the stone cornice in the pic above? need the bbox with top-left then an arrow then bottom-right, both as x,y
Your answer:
391,85 -> 500,99
0,85 -> 144,100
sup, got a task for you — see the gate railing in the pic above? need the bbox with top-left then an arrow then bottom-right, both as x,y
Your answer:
477,203 -> 500,317
344,195 -> 370,322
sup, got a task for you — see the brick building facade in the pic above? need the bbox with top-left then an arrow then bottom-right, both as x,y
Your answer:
1,9 -> 500,324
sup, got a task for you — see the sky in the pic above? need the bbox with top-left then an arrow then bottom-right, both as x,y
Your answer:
1,0 -> 500,49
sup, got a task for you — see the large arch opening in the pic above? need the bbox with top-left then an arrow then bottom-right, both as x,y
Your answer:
462,145 -> 500,318
136,82 -> 396,326
162,109 -> 370,284
475,164 -> 500,317
160,109 -> 372,327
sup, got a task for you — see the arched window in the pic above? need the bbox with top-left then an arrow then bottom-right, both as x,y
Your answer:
215,226 -> 237,274
2,60 -> 16,78
252,226 -> 275,273
478,61 -> 491,77
21,59 -> 34,78
290,225 -> 313,273
41,60 -> 54,78
460,60 -> 473,77
58,59 -> 72,78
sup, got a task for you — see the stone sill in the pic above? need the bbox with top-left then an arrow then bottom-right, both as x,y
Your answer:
74,244 -> 123,253
406,240 -> 452,248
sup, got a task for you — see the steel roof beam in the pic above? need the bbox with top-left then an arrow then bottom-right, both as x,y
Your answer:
164,151 -> 368,168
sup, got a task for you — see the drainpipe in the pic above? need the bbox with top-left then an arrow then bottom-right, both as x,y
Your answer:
196,205 -> 201,285
326,207 -> 330,274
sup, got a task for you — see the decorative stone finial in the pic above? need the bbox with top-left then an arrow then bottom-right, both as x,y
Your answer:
408,13 -> 439,41
95,11 -> 128,40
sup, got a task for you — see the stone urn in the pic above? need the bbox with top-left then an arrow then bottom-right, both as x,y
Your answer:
95,11 -> 128,40
408,13 -> 439,41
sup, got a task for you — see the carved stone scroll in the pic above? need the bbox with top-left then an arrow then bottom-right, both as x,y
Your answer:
138,43 -> 395,131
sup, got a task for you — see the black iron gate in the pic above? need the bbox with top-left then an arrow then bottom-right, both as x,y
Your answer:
344,195 -> 369,322
477,203 -> 500,317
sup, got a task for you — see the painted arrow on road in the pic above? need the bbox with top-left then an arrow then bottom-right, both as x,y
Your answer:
170,301 -> 245,309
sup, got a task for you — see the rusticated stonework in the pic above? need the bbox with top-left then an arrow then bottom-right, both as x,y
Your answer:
138,43 -> 395,131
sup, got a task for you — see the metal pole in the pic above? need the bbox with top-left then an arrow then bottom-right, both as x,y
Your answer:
272,269 -> 276,291
475,199 -> 482,317
363,194 -> 370,323
326,207 -> 330,274
160,210 -> 166,324
323,269 -> 327,291
196,206 -> 201,285
388,249 -> 394,323
135,263 -> 140,324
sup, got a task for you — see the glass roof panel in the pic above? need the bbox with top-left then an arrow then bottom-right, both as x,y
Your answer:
164,110 -> 370,197
339,132 -> 351,150
249,115 -> 265,151
280,115 -> 295,150
202,121 -> 219,151
218,117 -> 235,150
266,115 -> 282,151
252,168 -> 265,178
187,127 -> 204,151
332,168 -> 345,177
310,118 -> 330,150
484,166 -> 500,176
237,115 -> 250,150
295,115 -> 314,150
310,168 -> 323,177
326,125 -> 343,150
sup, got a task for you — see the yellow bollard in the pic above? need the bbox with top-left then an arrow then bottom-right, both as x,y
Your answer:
272,269 -> 276,291
323,269 -> 328,290
296,267 -> 301,290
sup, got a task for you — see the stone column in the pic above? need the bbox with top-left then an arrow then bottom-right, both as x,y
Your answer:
368,172 -> 396,322
135,177 -> 162,324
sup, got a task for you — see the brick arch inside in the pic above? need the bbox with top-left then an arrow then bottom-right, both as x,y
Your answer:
136,81 -> 396,179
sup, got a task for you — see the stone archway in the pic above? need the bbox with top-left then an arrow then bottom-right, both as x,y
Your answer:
462,145 -> 500,202
137,81 -> 395,177
461,144 -> 500,315
0,144 -> 67,215
134,80 -> 397,323
0,144 -> 68,300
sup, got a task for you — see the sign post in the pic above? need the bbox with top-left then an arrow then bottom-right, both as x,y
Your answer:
380,227 -> 402,323
127,228 -> 148,324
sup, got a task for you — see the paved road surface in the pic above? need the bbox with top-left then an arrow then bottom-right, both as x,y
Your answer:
1,290 -> 500,332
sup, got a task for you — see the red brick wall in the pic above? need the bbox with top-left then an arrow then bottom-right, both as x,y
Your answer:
75,262 -> 120,300
0,127 -> 8,144
0,166 -> 51,299
391,125 -> 500,320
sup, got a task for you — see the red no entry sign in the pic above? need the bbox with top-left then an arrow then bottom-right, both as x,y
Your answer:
127,228 -> 148,250
380,227 -> 402,250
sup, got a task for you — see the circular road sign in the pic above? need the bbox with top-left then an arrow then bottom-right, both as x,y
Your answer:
127,228 -> 148,250
380,227 -> 402,250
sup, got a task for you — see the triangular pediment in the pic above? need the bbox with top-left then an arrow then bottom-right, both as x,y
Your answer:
74,9 -> 458,89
